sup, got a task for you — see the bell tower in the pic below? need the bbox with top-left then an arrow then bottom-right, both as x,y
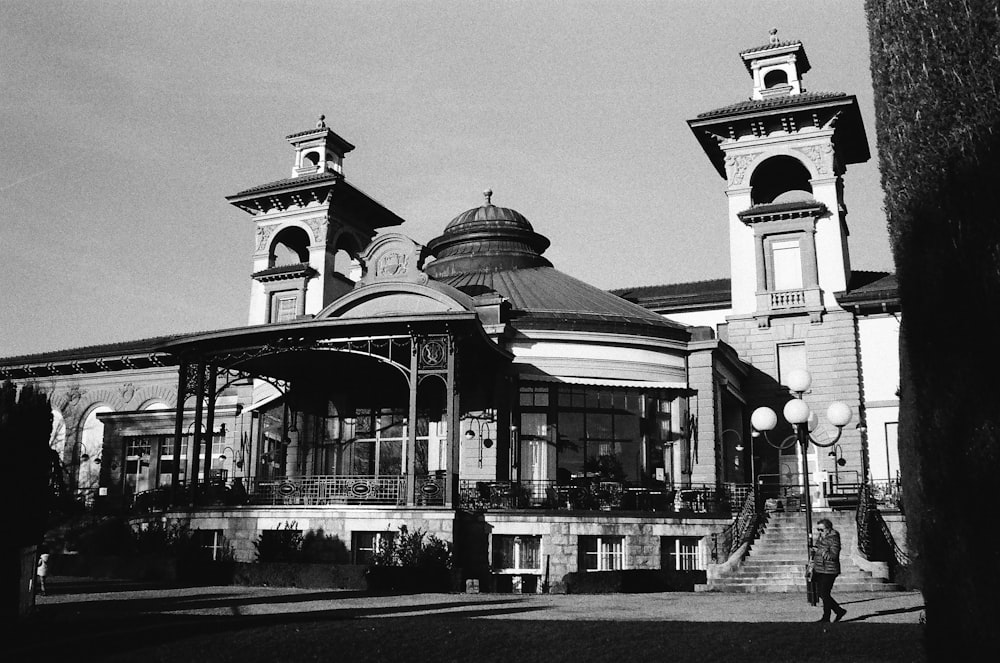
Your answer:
226,116 -> 404,325
687,31 -> 872,501
688,29 -> 870,325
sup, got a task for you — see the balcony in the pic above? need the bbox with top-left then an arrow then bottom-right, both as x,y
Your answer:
458,480 -> 750,517
130,474 -> 446,512
755,286 -> 824,325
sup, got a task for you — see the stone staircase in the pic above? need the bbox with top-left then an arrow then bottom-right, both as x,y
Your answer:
698,510 -> 901,593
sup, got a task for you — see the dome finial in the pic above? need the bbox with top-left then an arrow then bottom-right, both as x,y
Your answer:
769,28 -> 779,46
483,188 -> 493,206
317,114 -> 327,128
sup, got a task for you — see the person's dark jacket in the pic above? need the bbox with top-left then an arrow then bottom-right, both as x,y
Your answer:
811,528 -> 842,574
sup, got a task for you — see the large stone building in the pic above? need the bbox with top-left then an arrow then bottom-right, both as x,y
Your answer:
1,34 -> 901,591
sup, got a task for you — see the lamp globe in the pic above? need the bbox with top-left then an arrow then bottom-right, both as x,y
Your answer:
827,402 -> 853,428
785,369 -> 812,394
783,398 -> 811,425
751,407 -> 778,432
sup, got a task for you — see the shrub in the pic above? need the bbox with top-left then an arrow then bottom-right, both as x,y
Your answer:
370,525 -> 452,570
300,528 -> 349,563
253,521 -> 303,563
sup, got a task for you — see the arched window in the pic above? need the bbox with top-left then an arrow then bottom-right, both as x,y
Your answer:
763,69 -> 789,89
79,406 -> 112,496
269,227 -> 311,267
303,151 -> 320,167
750,156 -> 813,205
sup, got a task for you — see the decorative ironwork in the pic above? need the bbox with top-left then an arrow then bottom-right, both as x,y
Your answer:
418,337 -> 448,369
458,480 -> 740,515
725,487 -> 766,557
856,482 -> 910,573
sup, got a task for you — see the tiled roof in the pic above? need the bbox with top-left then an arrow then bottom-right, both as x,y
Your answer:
436,267 -> 687,337
611,279 -> 731,312
229,172 -> 341,198
696,91 -> 847,120
0,333 -> 199,378
739,39 -> 803,56
837,271 -> 899,308
251,263 -> 318,281
738,199 -> 829,220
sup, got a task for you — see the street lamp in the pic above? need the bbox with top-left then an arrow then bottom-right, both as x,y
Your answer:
750,369 -> 853,605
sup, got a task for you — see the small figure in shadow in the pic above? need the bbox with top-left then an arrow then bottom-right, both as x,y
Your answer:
36,548 -> 50,596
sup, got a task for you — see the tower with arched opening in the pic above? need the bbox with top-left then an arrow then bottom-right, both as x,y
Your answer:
226,116 -> 404,325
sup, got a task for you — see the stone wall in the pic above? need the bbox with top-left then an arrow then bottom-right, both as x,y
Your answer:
171,507 -> 457,563
482,512 -> 730,593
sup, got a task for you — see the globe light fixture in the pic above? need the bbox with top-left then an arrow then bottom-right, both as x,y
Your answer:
749,369 -> 853,606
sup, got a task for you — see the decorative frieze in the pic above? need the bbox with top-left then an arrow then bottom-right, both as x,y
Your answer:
724,152 -> 759,186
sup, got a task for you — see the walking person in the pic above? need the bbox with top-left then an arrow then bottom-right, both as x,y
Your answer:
36,548 -> 50,596
809,518 -> 846,622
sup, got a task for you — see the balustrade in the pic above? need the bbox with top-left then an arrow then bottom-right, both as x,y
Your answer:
770,289 -> 806,309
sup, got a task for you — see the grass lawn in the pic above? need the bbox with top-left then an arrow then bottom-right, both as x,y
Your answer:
7,597 -> 925,662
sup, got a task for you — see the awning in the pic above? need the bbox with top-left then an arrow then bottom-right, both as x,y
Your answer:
521,374 -> 691,391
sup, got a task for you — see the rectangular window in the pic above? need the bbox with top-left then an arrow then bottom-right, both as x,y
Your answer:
777,342 -> 807,388
661,536 -> 704,570
772,239 -> 803,290
493,535 -> 542,572
352,531 -> 396,565
195,530 -> 226,561
578,535 -> 625,571
519,386 -> 549,407
271,292 -> 299,323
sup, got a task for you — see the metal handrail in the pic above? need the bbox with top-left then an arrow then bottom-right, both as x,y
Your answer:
129,473 -> 446,511
458,480 -> 746,515
856,482 -> 910,570
712,487 -> 765,562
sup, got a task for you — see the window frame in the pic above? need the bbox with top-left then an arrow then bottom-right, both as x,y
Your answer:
578,535 -> 626,572
492,534 -> 543,573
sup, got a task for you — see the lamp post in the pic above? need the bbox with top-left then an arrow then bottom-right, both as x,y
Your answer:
750,369 -> 853,605
465,417 -> 495,468
722,428 -> 755,490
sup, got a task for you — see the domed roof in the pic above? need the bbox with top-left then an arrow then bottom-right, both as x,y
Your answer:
424,190 -> 686,340
425,190 -> 551,278
443,192 -> 535,233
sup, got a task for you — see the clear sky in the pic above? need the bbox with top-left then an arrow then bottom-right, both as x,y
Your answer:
0,0 -> 890,358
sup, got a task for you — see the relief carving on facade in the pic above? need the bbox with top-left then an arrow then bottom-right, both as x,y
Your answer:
65,384 -> 84,409
304,216 -> 329,244
358,233 -> 428,286
119,382 -> 135,404
255,224 -> 277,252
799,144 -> 833,176
724,152 -> 759,186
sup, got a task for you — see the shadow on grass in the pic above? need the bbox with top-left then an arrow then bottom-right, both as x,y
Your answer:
6,593 -> 925,663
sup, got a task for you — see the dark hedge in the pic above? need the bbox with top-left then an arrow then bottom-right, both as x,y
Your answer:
866,0 -> 1000,658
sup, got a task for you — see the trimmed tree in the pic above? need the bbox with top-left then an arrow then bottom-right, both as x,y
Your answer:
1,381 -> 54,617
866,0 -> 1000,656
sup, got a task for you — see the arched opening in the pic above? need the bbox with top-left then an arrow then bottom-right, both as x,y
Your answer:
303,151 -> 320,167
334,248 -> 362,282
763,69 -> 789,89
79,405 -> 112,502
269,226 -> 311,268
750,156 -> 813,205
49,409 -> 66,459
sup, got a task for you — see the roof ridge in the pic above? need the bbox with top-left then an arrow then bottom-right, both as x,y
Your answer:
696,90 -> 847,119
610,278 -> 731,294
